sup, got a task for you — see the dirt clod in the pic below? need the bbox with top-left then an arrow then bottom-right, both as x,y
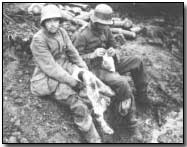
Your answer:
8,136 -> 17,143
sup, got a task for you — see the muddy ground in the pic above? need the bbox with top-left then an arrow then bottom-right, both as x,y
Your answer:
3,3 -> 183,143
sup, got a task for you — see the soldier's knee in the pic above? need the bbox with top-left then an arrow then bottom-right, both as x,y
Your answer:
118,77 -> 131,91
115,77 -> 133,101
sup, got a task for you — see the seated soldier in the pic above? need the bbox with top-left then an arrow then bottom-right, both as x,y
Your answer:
73,4 -> 149,141
30,4 -> 102,143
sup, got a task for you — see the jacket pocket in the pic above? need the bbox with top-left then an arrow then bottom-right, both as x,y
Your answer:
30,73 -> 58,96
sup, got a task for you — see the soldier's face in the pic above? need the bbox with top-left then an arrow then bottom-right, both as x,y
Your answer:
45,18 -> 60,34
95,23 -> 107,32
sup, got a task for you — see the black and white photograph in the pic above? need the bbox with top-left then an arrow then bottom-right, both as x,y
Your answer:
2,2 -> 184,143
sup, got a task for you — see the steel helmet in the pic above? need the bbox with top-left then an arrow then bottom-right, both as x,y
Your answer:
40,4 -> 62,26
90,4 -> 113,25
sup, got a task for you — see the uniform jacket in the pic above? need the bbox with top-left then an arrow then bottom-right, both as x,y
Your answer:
73,23 -> 120,70
30,27 -> 87,96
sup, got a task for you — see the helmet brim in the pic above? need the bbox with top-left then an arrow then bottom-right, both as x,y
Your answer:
40,17 -> 62,26
90,13 -> 113,25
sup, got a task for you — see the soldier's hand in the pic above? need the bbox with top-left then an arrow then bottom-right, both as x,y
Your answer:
107,47 -> 116,57
93,48 -> 106,57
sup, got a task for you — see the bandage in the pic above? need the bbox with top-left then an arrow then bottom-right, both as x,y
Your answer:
102,53 -> 116,72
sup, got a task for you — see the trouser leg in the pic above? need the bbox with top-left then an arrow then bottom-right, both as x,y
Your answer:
54,83 -> 101,143
117,56 -> 147,93
93,69 -> 136,117
93,69 -> 142,139
65,94 -> 92,132
117,56 -> 150,105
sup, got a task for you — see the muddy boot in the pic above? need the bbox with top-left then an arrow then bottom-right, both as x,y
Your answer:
84,123 -> 101,143
129,126 -> 143,142
126,113 -> 143,142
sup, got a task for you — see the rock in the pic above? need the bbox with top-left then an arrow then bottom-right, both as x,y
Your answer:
48,133 -> 67,143
157,134 -> 174,143
14,119 -> 21,127
36,103 -> 42,109
62,126 -> 68,131
4,96 -> 8,100
17,70 -> 23,76
20,137 -> 29,143
14,98 -> 24,106
166,129 -> 173,135
24,70 -> 30,74
8,136 -> 17,143
6,85 -> 13,92
3,138 -> 9,143
12,131 -> 21,136
10,116 -> 17,123
152,18 -> 165,26
10,91 -> 19,99
37,127 -> 47,140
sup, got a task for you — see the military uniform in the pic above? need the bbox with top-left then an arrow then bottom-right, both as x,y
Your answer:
30,27 -> 96,134
73,23 -> 147,117
30,4 -> 104,143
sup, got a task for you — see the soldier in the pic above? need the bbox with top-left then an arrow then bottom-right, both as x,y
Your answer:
30,4 -> 101,143
73,4 -> 148,141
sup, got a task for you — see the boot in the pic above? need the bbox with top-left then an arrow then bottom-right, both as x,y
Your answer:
126,113 -> 143,141
129,127 -> 143,142
84,123 -> 101,143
